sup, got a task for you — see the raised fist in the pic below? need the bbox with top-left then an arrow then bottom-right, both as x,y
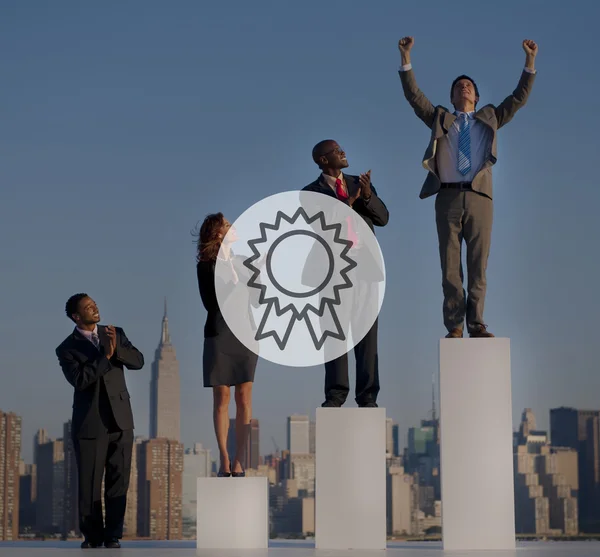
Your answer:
398,37 -> 414,53
522,39 -> 538,56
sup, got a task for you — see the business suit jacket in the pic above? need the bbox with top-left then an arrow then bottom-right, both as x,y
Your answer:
56,326 -> 144,438
303,174 -> 389,231
302,174 -> 389,284
399,68 -> 536,200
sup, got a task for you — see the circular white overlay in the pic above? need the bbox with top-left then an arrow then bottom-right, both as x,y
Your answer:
215,191 -> 386,367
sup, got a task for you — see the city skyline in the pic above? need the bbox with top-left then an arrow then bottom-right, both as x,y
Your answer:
1,1 -> 599,466
5,402 -> 599,540
5,296 -> 597,464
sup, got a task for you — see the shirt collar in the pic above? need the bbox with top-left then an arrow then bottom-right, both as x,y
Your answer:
76,325 -> 98,339
321,171 -> 344,190
454,110 -> 475,119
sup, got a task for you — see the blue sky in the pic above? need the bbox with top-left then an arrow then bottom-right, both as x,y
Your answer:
1,1 -> 598,462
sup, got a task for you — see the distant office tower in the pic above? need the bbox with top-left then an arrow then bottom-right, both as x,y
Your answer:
386,418 -> 394,457
550,407 -> 600,532
289,454 -> 315,496
309,420 -> 316,455
227,418 -> 260,471
514,409 -> 578,535
182,443 -> 212,538
35,438 -> 65,535
387,465 -> 419,536
137,438 -> 183,540
250,419 -> 259,469
123,437 -> 143,538
287,415 -> 310,455
0,411 -> 21,540
33,429 -> 48,473
18,461 -> 36,532
406,418 -> 440,500
62,421 -> 79,537
150,300 -> 181,442
392,424 -> 400,458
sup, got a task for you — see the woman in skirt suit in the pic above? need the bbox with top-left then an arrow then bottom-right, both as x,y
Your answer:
196,212 -> 258,477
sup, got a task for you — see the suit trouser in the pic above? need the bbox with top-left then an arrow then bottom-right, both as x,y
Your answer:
323,280 -> 380,406
435,189 -> 493,332
73,429 -> 133,543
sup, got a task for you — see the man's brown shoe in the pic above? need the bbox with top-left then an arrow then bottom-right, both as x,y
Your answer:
445,328 -> 463,338
469,325 -> 495,338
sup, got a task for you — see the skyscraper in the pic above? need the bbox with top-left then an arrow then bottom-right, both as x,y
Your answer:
514,409 -> 578,535
18,461 -> 36,532
35,438 -> 65,534
227,418 -> 260,471
0,411 -> 21,541
62,420 -> 79,537
123,436 -> 144,538
182,443 -> 212,538
392,424 -> 400,458
386,418 -> 394,457
150,300 -> 181,442
287,415 -> 310,455
137,438 -> 184,539
33,429 -> 48,471
550,407 -> 600,532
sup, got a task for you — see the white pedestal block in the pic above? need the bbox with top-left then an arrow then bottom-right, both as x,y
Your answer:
196,477 -> 268,549
315,407 -> 386,550
439,338 -> 516,551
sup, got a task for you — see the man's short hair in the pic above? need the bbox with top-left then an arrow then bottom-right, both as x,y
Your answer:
65,293 -> 89,322
312,139 -> 335,167
450,75 -> 480,101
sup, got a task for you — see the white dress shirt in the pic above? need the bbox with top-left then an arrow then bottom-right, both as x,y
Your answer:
399,63 -> 536,183
436,110 -> 491,183
77,325 -> 99,347
321,172 -> 347,196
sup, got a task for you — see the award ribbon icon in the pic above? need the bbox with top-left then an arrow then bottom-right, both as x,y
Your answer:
243,207 -> 357,351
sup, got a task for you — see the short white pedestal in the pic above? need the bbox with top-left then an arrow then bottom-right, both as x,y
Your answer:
196,477 -> 268,549
439,338 -> 516,551
315,407 -> 386,550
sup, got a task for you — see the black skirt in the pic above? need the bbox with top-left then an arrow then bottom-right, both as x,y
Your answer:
203,330 -> 258,387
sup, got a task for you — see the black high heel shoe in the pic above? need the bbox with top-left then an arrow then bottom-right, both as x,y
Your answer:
231,468 -> 245,477
217,464 -> 231,477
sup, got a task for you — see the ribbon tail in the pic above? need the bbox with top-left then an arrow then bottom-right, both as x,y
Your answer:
304,302 -> 345,351
255,302 -> 297,351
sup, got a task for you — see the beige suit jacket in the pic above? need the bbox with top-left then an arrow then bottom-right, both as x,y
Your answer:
399,68 -> 536,200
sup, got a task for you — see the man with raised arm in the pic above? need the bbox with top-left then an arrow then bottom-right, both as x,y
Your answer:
397,36 -> 538,338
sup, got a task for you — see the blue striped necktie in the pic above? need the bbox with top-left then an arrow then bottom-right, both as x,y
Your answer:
457,113 -> 471,176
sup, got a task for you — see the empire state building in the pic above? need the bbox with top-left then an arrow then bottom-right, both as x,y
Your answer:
149,300 -> 181,441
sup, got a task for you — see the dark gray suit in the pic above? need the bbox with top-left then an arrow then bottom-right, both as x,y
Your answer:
303,174 -> 388,405
56,326 -> 144,544
399,67 -> 536,331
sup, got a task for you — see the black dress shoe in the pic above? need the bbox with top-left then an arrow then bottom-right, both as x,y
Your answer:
217,470 -> 231,477
104,539 -> 121,549
81,540 -> 100,548
321,400 -> 342,408
359,401 -> 378,408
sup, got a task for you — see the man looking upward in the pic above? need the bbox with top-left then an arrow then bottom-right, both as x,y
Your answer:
398,36 -> 538,338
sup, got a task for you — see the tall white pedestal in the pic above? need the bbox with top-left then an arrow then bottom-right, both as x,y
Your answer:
196,477 -> 268,549
439,338 -> 515,550
315,407 -> 386,550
